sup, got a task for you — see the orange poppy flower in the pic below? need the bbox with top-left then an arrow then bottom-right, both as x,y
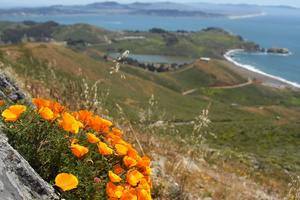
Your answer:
110,137 -> 130,148
33,98 -> 64,117
59,112 -> 84,134
102,118 -> 113,127
106,182 -> 124,198
115,144 -> 128,156
89,115 -> 112,133
50,101 -> 64,114
120,189 -> 137,200
127,148 -> 141,161
86,133 -> 100,144
109,170 -> 122,183
71,139 -> 79,145
120,194 -> 137,200
97,141 -> 113,156
112,127 -> 123,136
1,104 -> 26,122
72,110 -> 93,126
137,156 -> 151,169
55,173 -> 78,192
126,170 -> 144,186
33,98 -> 51,109
0,100 -> 5,107
113,164 -> 124,175
140,166 -> 152,176
70,144 -> 89,158
137,178 -> 151,192
143,176 -> 152,187
136,188 -> 151,200
123,156 -> 137,168
38,107 -> 54,121
107,134 -> 121,144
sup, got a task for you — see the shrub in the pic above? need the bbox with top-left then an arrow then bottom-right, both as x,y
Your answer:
0,98 -> 152,200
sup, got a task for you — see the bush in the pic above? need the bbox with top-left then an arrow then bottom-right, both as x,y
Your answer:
0,98 -> 152,200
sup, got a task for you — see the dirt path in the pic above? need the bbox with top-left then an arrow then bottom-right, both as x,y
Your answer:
182,79 -> 253,96
182,88 -> 199,96
211,79 -> 253,89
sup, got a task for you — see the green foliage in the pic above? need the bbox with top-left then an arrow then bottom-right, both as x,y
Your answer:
1,106 -> 112,199
202,84 -> 300,106
0,21 -> 59,43
3,108 -> 67,180
0,21 -> 258,60
100,29 -> 258,59
1,41 -> 300,193
53,24 -> 114,44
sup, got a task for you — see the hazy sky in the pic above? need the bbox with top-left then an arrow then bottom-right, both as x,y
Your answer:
1,0 -> 300,8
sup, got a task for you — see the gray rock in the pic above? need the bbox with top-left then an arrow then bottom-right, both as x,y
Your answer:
0,131 -> 59,200
0,73 -> 25,102
266,47 -> 289,54
0,73 -> 59,200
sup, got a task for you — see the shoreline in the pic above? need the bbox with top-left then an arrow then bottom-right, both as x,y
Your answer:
223,49 -> 300,90
228,12 -> 267,20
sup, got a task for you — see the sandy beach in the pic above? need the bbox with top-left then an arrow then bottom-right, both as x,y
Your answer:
222,50 -> 300,91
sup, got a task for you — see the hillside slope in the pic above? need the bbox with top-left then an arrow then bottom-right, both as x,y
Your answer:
0,21 -> 259,59
1,43 -> 300,199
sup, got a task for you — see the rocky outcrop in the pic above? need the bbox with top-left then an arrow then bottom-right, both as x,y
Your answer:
266,48 -> 289,54
260,47 -> 290,54
0,73 -> 59,200
0,131 -> 59,200
0,73 -> 25,103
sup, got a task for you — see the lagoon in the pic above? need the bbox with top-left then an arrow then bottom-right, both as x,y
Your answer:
1,11 -> 300,84
109,53 -> 192,64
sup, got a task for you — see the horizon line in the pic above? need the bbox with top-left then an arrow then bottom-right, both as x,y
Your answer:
0,1 -> 299,9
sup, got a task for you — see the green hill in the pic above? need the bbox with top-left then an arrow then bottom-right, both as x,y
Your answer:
0,21 -> 258,59
0,22 -> 300,198
89,27 -> 258,59
1,43 -> 300,186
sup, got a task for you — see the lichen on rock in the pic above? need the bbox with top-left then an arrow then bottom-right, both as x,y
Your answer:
0,72 -> 59,200
0,73 -> 25,103
0,131 -> 59,200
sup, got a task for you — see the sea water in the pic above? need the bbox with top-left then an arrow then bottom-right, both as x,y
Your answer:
1,10 -> 300,85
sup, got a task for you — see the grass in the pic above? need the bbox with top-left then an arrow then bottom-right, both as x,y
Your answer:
1,42 -> 300,198
96,30 -> 256,59
199,84 -> 300,107
0,43 -> 208,121
53,24 -> 116,44
0,21 -> 259,61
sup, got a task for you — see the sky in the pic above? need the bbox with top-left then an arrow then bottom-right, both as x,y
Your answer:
1,0 -> 300,8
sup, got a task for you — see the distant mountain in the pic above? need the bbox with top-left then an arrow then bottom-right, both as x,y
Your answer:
187,3 -> 262,15
0,1 -> 298,18
86,1 -> 128,9
0,1 -> 255,18
131,9 -> 225,17
128,2 -> 195,11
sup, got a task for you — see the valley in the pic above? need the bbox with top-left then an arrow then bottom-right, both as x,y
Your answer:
0,17 -> 300,198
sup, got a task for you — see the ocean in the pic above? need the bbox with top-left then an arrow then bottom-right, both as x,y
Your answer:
1,11 -> 300,86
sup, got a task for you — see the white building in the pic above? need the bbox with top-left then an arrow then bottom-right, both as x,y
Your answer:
200,57 -> 211,62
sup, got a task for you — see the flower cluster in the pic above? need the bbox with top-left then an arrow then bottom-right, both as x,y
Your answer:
0,98 -> 152,200
2,104 -> 26,121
